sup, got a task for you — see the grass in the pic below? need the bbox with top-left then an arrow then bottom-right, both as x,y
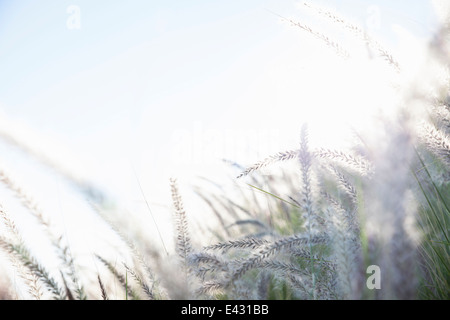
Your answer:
413,149 -> 450,299
0,3 -> 448,300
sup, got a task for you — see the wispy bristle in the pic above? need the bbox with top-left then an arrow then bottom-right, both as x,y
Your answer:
97,275 -> 108,300
281,14 -> 350,58
227,235 -> 328,286
204,237 -> 270,253
170,178 -> 192,265
302,1 -> 400,71
313,148 -> 373,176
236,150 -> 299,178
96,255 -> 140,300
196,280 -> 225,296
0,165 -> 50,227
0,204 -> 43,299
328,166 -> 358,205
420,124 -> 450,167
124,263 -> 154,300
0,238 -> 66,300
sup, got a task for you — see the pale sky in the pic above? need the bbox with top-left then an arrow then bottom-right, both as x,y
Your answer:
0,0 -> 438,188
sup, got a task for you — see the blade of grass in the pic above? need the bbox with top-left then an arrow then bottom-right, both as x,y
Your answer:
246,183 -> 301,209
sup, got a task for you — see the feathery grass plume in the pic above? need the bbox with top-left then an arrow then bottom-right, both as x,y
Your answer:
125,243 -> 166,300
196,280 -> 226,297
25,272 -> 43,300
325,165 -> 359,206
96,255 -> 140,300
0,203 -> 43,299
169,177 -> 197,298
124,263 -> 155,299
430,102 -> 450,133
259,260 -> 308,278
299,125 -> 314,228
53,238 -> 86,300
97,275 -> 109,300
230,280 -> 257,300
0,238 -> 66,299
188,251 -> 229,296
189,252 -> 228,277
284,263 -> 336,300
0,204 -> 20,238
286,273 -> 310,299
302,1 -> 400,72
420,124 -> 450,167
237,147 -> 372,179
204,237 -> 270,254
313,148 -> 373,176
236,150 -> 299,179
271,10 -> 350,59
0,165 -> 50,228
170,178 -> 192,270
298,124 -> 319,299
322,192 -> 359,236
